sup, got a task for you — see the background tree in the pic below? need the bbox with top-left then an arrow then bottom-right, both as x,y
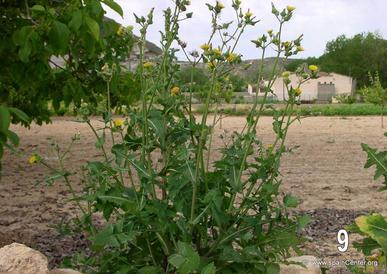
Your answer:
0,0 -> 139,163
360,72 -> 386,128
284,32 -> 387,88
320,32 -> 387,87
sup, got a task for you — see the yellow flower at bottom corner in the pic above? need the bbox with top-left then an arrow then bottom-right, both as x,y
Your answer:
309,65 -> 318,72
113,118 -> 124,128
28,154 -> 39,165
170,86 -> 181,96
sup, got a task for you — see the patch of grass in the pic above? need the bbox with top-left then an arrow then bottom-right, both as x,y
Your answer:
194,103 -> 387,116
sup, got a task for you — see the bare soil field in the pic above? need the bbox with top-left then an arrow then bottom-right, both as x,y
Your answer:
0,116 -> 385,272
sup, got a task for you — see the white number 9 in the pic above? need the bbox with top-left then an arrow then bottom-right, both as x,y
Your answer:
337,229 -> 348,252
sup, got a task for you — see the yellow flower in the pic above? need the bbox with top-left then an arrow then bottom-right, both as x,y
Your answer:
282,71 -> 290,78
116,25 -> 125,36
216,1 -> 225,10
28,154 -> 39,165
226,53 -> 237,62
294,87 -> 302,96
212,47 -> 222,56
286,5 -> 296,12
126,25 -> 134,32
309,65 -> 318,72
143,61 -> 154,69
208,61 -> 216,69
267,144 -> 273,150
170,86 -> 180,96
113,118 -> 124,128
245,9 -> 253,18
200,43 -> 211,51
297,46 -> 304,52
267,29 -> 273,35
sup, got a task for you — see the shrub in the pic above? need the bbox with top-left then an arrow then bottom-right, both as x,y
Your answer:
33,1 -> 313,273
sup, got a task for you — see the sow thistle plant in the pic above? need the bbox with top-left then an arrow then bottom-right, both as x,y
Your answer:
33,1 -> 318,273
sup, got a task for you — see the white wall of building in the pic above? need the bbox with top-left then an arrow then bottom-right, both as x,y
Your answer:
271,73 -> 354,101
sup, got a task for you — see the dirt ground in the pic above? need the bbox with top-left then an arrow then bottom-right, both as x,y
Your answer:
1,116 -> 386,272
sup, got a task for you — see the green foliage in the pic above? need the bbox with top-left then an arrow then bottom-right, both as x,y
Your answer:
347,134 -> 387,273
320,32 -> 387,88
195,103 -> 387,117
285,32 -> 387,88
0,105 -> 29,172
359,72 -> 386,127
0,0 -> 137,117
34,1 -> 312,273
334,94 -> 356,104
0,0 -> 140,164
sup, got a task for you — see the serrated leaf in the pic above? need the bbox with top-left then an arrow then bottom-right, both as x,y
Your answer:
102,0 -> 123,17
85,16 -> 100,41
284,194 -> 299,208
297,215 -> 310,230
168,242 -> 200,274
355,214 -> 387,253
361,143 -> 387,180
353,237 -> 380,256
201,262 -> 216,274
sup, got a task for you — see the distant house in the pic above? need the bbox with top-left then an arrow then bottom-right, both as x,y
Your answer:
272,72 -> 356,102
247,72 -> 355,102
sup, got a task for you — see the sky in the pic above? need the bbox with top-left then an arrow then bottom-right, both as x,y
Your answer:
104,0 -> 387,60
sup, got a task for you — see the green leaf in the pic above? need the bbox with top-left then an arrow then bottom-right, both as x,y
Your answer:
6,130 -> 19,147
353,237 -> 380,256
361,143 -> 387,180
168,242 -> 200,274
68,10 -> 83,32
9,108 -> 29,123
0,106 -> 11,133
297,215 -> 311,230
138,266 -> 162,274
31,5 -> 45,13
284,194 -> 299,208
355,214 -> 387,253
92,223 -> 119,247
49,21 -> 71,54
266,263 -> 280,274
84,16 -> 100,41
102,0 -> 123,17
201,263 -> 216,274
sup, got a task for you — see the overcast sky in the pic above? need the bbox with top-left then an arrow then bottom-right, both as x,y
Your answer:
105,0 -> 387,60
